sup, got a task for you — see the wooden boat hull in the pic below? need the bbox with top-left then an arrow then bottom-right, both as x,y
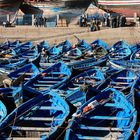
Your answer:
108,41 -> 132,60
0,58 -> 29,72
59,68 -> 105,107
71,57 -> 107,72
97,69 -> 137,105
65,88 -> 137,140
24,62 -> 71,92
8,63 -> 40,84
0,90 -> 70,139
109,60 -> 140,74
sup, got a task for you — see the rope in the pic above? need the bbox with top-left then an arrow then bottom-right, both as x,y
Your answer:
56,117 -> 70,140
9,109 -> 18,137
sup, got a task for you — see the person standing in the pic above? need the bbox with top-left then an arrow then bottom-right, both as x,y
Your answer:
81,15 -> 85,27
44,17 -> 47,27
79,16 -> 83,27
122,15 -> 126,27
90,19 -> 95,32
110,15 -> 113,28
116,16 -> 120,27
96,19 -> 100,30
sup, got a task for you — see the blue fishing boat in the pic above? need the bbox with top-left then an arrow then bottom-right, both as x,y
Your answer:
85,41 -> 108,60
76,39 -> 91,53
18,46 -> 39,62
7,40 -> 21,49
97,69 -> 137,105
8,63 -> 40,84
108,40 -> 132,60
54,40 -> 72,53
0,48 -> 17,58
58,68 -> 105,107
0,58 -> 29,72
49,45 -> 62,56
65,88 -> 137,140
134,126 -> 140,140
38,40 -> 50,52
47,45 -> 62,63
130,43 -> 140,54
99,66 -> 120,77
25,62 -> 71,92
70,42 -> 108,71
14,41 -> 33,54
0,40 -> 20,50
91,39 -> 109,51
71,57 -> 107,72
40,39 -> 108,70
62,48 -> 82,61
61,40 -> 72,53
40,48 -> 82,69
0,90 -> 70,139
109,60 -> 140,74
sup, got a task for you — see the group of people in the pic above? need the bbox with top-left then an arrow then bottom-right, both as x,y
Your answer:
79,14 -> 101,32
79,13 -> 127,31
89,18 -> 101,32
79,14 -> 88,27
34,16 -> 47,27
104,14 -> 127,28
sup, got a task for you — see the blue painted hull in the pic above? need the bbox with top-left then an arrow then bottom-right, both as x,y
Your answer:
108,41 -> 132,60
8,63 -> 40,84
65,88 -> 137,140
0,90 -> 70,139
97,69 -> 137,105
24,62 -> 71,92
58,68 -> 105,107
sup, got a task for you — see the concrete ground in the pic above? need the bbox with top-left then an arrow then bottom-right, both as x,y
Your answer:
0,26 -> 140,46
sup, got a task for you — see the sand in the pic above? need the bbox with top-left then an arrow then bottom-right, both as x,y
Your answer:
0,26 -> 140,46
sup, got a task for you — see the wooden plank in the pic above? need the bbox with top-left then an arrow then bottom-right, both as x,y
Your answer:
18,72 -> 33,76
89,116 -> 130,120
37,80 -> 58,84
12,126 -> 51,131
79,126 -> 129,131
76,135 -> 119,140
42,77 -> 64,80
112,86 -> 126,89
24,78 -> 30,80
33,84 -> 54,87
20,117 -> 63,121
23,53 -> 34,56
105,103 -> 123,108
117,77 -> 136,80
39,106 -> 63,111
39,63 -> 54,67
110,82 -> 131,85
10,138 -> 39,140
